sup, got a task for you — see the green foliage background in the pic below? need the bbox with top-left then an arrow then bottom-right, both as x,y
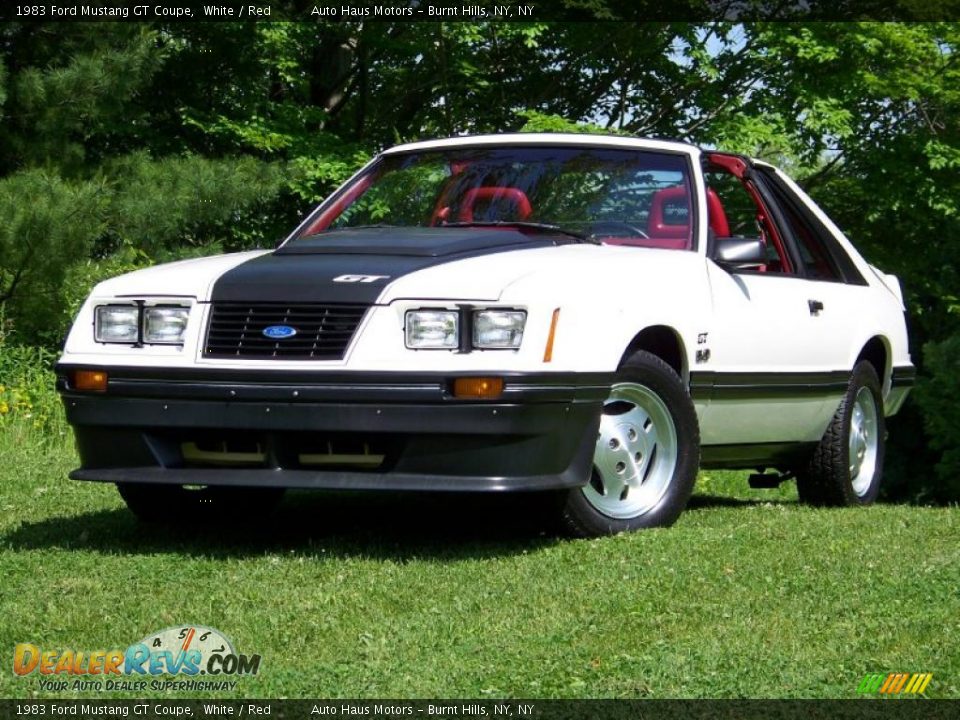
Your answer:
0,17 -> 958,499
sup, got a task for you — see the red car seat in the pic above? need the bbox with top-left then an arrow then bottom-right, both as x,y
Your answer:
458,187 -> 533,223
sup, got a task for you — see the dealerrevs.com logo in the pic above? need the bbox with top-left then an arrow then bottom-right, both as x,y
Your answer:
14,626 -> 261,693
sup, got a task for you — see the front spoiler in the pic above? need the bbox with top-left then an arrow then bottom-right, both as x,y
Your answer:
58,365 -> 610,492
70,459 -> 592,493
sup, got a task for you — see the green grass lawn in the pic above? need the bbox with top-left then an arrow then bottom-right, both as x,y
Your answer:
0,419 -> 957,700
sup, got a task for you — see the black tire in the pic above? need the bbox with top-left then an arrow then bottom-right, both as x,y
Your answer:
116,483 -> 286,524
797,361 -> 886,506
559,350 -> 700,536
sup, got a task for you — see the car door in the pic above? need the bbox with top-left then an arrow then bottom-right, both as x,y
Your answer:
696,154 -> 854,448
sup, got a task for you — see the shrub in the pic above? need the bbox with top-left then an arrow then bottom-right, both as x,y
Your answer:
0,314 -> 66,439
911,334 -> 960,502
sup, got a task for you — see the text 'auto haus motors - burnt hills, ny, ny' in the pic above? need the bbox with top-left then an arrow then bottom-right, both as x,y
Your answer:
16,4 -> 537,20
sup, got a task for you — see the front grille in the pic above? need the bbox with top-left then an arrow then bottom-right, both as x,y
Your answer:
204,303 -> 368,359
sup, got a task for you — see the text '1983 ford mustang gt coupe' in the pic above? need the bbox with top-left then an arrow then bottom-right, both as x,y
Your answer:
56,134 -> 914,536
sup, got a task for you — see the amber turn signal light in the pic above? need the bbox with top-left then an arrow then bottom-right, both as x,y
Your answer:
452,377 -> 504,399
73,370 -> 108,393
543,308 -> 560,363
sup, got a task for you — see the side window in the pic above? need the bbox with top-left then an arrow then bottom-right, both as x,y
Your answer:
770,192 -> 841,281
705,167 -> 792,274
758,171 -> 867,284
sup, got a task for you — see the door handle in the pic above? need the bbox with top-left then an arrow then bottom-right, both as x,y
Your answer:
808,299 -> 824,316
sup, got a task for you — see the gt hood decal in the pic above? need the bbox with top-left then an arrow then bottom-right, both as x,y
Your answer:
211,228 -> 564,305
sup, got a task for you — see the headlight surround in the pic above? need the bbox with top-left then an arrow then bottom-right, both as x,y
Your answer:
143,306 -> 190,344
405,309 -> 459,349
472,309 -> 526,349
94,305 -> 140,344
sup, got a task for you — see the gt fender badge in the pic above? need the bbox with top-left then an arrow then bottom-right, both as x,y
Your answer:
333,274 -> 390,283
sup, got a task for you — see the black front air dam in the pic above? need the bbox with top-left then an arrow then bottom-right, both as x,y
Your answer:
58,368 -> 609,492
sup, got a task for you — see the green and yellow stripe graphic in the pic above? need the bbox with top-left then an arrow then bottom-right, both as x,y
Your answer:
857,672 -> 932,695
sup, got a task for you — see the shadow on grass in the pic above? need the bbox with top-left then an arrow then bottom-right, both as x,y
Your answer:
3,486 -> 798,560
687,494 -> 796,509
1,489 -> 567,561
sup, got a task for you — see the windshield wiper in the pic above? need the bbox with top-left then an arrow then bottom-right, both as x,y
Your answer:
442,221 -> 597,244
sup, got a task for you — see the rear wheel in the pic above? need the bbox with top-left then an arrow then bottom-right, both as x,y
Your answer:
116,483 -> 286,524
797,361 -> 885,506
560,351 -> 700,536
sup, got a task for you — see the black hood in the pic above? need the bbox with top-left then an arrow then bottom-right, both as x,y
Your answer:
211,227 -> 560,305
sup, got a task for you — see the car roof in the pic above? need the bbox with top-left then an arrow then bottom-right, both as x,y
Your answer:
382,133 -> 701,156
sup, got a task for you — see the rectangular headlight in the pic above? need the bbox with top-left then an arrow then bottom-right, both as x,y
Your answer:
405,310 -> 459,349
94,305 -> 140,343
473,310 -> 526,349
143,306 -> 189,344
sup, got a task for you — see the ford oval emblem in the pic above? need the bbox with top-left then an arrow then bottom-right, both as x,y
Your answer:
262,325 -> 298,339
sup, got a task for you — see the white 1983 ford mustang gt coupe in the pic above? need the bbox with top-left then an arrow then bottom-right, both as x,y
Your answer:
56,134 -> 914,536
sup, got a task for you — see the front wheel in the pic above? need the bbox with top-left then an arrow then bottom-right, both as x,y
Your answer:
796,361 -> 886,506
116,483 -> 286,524
559,351 -> 700,536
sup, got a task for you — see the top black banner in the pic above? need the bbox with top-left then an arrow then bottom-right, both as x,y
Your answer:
2,0 -> 960,23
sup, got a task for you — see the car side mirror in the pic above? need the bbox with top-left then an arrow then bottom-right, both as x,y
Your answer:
712,237 -> 766,271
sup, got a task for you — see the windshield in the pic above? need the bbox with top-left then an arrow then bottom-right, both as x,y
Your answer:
293,145 -> 695,250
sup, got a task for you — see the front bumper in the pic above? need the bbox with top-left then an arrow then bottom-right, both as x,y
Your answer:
57,365 -> 610,492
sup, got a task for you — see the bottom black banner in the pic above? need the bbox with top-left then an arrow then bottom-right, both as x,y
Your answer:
2,700 -> 959,720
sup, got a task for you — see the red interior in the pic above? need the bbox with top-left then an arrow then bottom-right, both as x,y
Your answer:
647,185 -> 690,239
457,187 -> 533,223
706,187 -> 730,237
705,152 -> 792,272
602,185 -> 691,250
